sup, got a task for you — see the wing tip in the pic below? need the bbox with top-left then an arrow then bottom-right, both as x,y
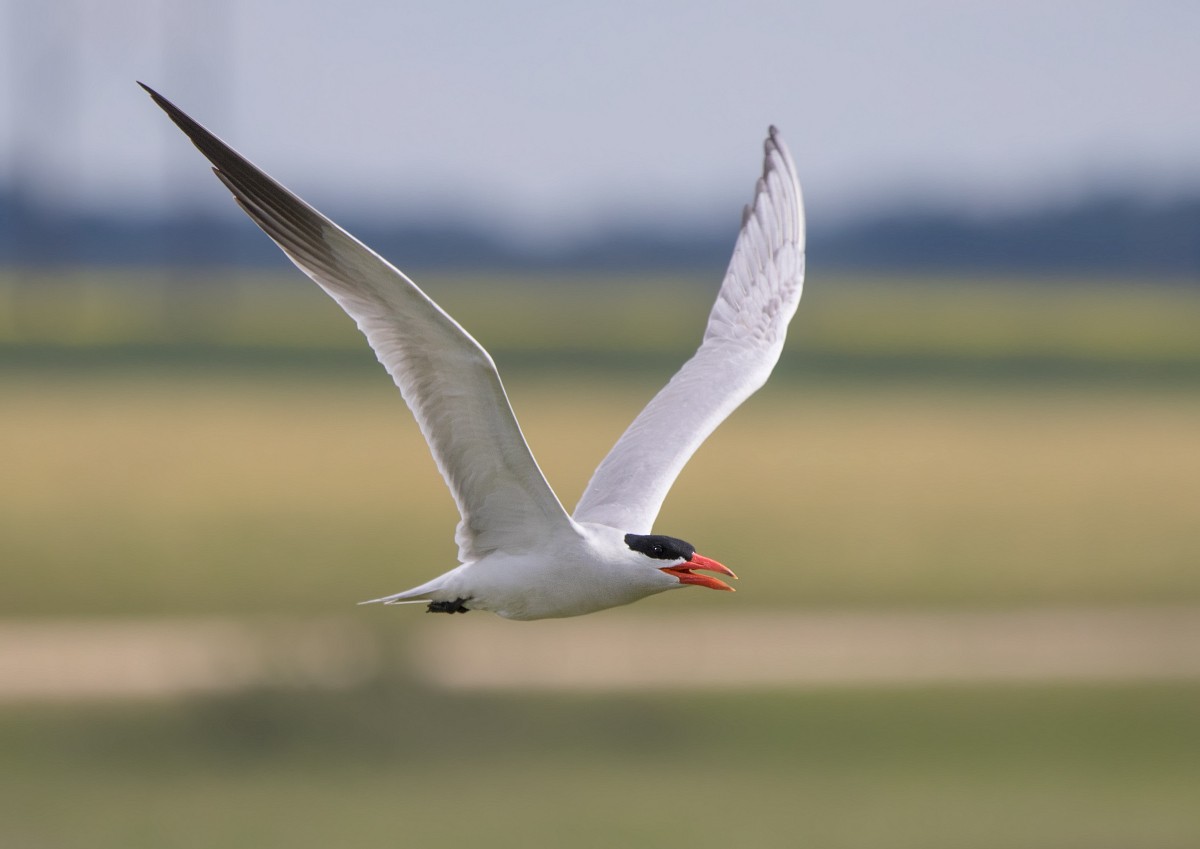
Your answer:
763,126 -> 795,172
758,124 -> 804,241
137,80 -> 174,114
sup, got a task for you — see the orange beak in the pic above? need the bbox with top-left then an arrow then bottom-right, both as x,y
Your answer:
660,553 -> 738,592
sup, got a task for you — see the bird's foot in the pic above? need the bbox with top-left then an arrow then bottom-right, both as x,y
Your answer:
427,598 -> 471,614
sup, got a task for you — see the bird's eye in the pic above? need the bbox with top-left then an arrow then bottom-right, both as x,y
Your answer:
651,545 -> 664,556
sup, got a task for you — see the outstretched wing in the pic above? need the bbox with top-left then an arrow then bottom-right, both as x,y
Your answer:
573,127 -> 805,533
141,83 -> 576,562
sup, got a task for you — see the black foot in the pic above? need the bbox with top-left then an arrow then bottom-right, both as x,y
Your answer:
427,598 -> 471,614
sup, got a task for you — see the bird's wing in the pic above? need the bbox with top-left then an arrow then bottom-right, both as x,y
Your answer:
140,84 -> 576,562
573,127 -> 805,533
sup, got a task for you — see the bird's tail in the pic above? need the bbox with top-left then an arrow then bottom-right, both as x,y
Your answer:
357,595 -> 427,606
358,575 -> 449,606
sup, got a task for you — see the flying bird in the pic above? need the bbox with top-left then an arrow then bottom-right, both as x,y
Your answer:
140,83 -> 805,621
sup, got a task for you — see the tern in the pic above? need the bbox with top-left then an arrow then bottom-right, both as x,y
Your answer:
141,83 -> 805,621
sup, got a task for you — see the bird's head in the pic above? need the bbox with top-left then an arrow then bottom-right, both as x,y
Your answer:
623,533 -> 737,591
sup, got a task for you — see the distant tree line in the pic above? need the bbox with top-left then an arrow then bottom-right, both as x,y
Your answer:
2,186 -> 1197,281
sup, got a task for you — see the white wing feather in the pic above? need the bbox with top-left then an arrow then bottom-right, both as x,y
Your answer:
573,127 -> 805,533
141,84 -> 576,562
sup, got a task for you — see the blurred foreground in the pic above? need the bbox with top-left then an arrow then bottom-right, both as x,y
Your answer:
2,271 -> 1198,847
2,682 -> 1198,849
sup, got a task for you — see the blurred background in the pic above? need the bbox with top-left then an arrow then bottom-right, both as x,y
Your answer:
2,1 -> 1199,847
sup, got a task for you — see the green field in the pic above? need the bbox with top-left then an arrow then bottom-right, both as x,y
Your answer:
5,270 -> 1200,378
3,684 -> 1199,849
2,271 -> 1199,847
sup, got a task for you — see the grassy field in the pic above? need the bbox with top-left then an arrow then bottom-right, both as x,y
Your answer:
3,371 -> 1200,616
2,683 -> 1199,849
2,271 -> 1199,848
5,270 -> 1200,377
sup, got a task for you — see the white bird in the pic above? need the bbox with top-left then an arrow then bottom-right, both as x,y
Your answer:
141,83 -> 805,621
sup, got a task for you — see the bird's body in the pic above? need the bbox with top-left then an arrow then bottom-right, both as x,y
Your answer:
141,83 -> 806,620
399,525 -> 669,621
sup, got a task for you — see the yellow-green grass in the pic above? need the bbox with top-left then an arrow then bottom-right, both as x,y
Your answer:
4,271 -> 1200,376
4,369 -> 1198,616
1,684 -> 1198,849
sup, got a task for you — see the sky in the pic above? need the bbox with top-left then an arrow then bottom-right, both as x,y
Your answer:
3,0 -> 1198,241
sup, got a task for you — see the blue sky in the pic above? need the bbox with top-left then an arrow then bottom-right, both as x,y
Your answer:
3,0 -> 1198,240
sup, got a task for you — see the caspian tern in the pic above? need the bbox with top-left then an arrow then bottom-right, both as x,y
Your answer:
141,83 -> 805,621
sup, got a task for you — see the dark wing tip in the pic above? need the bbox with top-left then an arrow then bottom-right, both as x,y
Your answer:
137,81 -> 178,118
137,82 -> 214,153
138,81 -> 331,269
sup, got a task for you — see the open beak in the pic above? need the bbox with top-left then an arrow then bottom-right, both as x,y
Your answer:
660,553 -> 738,592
